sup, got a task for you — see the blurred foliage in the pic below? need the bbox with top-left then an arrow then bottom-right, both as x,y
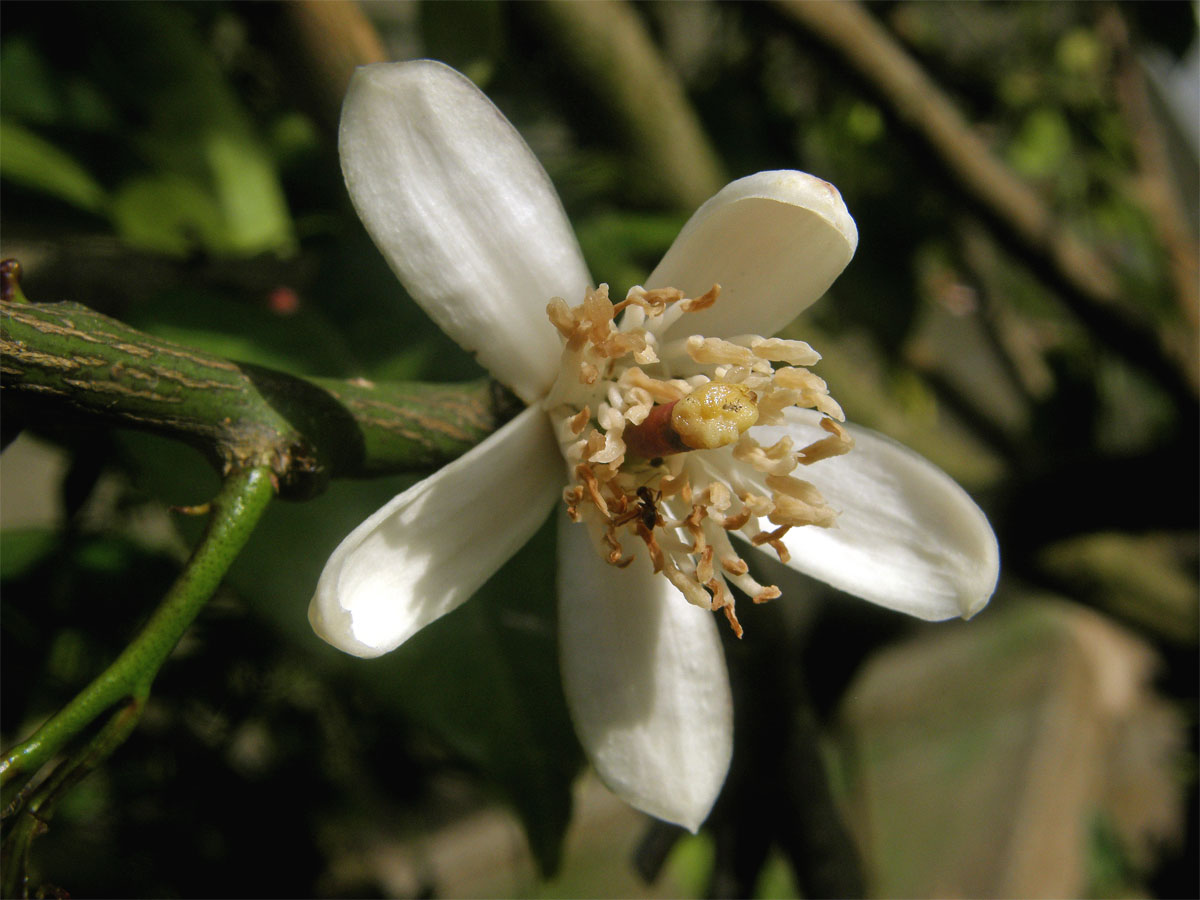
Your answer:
1,1 -> 1196,897
0,2 -> 295,257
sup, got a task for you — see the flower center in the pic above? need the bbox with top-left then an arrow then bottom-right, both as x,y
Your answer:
543,284 -> 852,637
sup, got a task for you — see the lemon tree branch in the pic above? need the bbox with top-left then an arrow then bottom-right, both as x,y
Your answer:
1,291 -> 519,499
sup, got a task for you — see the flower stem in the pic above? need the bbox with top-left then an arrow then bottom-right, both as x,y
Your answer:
1,698 -> 144,898
0,465 -> 275,788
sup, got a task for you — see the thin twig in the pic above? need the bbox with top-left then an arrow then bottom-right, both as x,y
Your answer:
776,0 -> 1197,399
0,465 -> 275,788
524,0 -> 727,210
1,700 -> 144,897
1101,6 -> 1200,371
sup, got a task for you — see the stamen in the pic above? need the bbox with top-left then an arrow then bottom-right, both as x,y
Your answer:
732,434 -> 799,477
798,417 -> 854,464
568,407 -> 590,435
686,336 -> 762,369
748,336 -> 821,366
544,282 -> 849,637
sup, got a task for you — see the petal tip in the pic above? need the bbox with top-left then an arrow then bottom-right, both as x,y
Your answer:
649,168 -> 859,336
345,57 -> 466,95
599,764 -> 724,834
958,536 -> 1001,621
308,585 -> 394,660
727,169 -> 858,259
762,169 -> 859,254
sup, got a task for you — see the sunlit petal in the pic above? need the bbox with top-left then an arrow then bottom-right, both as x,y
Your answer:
750,408 -> 999,619
557,512 -> 733,831
648,170 -> 857,341
339,60 -> 591,402
310,406 -> 561,657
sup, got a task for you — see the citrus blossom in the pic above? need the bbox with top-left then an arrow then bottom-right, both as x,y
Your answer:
309,60 -> 999,830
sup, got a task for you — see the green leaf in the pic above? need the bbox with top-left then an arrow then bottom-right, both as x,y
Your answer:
88,2 -> 296,257
202,129 -> 297,256
0,528 -> 59,581
0,34 -> 116,131
109,174 -> 225,256
0,36 -> 62,125
1006,107 -> 1072,180
0,118 -> 108,213
574,210 -> 687,294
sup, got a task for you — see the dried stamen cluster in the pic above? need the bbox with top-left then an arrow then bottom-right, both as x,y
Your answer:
544,284 -> 852,636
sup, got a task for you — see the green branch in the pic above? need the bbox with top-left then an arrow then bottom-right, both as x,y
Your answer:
1,297 -> 519,499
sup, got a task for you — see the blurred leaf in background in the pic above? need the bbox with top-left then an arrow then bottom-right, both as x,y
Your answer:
1,3 -> 295,257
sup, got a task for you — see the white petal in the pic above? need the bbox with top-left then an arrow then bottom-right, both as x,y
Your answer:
557,512 -> 732,831
648,170 -> 858,340
751,408 -> 999,620
310,406 -> 561,657
339,61 -> 591,402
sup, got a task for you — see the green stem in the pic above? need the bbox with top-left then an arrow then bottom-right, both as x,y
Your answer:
0,465 -> 275,787
1,297 -> 520,498
2,700 -> 144,898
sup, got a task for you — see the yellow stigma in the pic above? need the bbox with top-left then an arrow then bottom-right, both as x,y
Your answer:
671,383 -> 760,450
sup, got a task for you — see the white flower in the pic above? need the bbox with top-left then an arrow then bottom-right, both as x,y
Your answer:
309,60 -> 1000,831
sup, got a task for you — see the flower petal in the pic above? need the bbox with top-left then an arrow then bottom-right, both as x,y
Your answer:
557,512 -> 733,831
310,406 -> 561,658
648,170 -> 858,340
751,408 -> 999,620
339,60 -> 591,402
